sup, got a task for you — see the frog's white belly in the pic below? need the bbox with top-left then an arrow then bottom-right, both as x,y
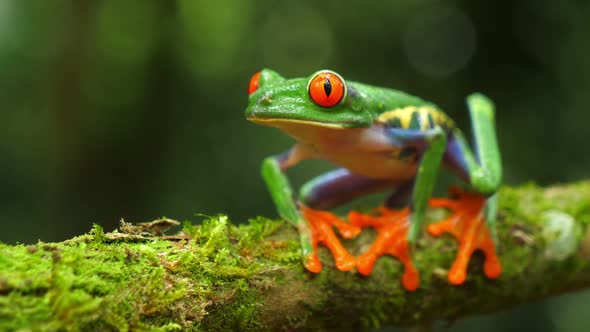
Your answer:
275,120 -> 419,180
315,145 -> 418,180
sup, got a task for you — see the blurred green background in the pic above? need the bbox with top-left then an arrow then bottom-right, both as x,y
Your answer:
0,0 -> 589,331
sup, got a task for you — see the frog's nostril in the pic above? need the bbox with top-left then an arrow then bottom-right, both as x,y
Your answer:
258,94 -> 272,105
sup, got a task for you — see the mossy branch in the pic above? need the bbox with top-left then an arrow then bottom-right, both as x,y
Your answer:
2,182 -> 590,331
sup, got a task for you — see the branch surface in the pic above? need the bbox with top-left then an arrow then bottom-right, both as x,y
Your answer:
1,182 -> 590,331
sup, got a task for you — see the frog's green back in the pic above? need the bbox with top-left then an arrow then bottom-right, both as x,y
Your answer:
347,80 -> 433,117
348,81 -> 455,131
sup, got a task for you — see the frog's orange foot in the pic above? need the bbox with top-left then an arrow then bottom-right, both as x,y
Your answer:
428,189 -> 501,285
348,207 -> 419,291
299,204 -> 360,273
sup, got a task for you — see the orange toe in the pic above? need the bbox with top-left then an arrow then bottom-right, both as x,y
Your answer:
348,207 -> 420,291
355,252 -> 377,276
401,263 -> 420,291
428,189 -> 501,285
304,253 -> 323,273
448,266 -> 467,285
484,253 -> 502,279
299,204 -> 357,272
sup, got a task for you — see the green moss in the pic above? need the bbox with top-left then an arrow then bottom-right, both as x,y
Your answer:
0,214 -> 291,331
91,224 -> 106,243
2,182 -> 590,330
182,221 -> 198,238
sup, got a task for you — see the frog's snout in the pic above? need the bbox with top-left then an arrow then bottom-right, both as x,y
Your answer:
257,93 -> 273,106
245,92 -> 272,120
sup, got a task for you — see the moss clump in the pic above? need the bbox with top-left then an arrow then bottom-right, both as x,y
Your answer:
0,215 -> 298,331
1,182 -> 590,331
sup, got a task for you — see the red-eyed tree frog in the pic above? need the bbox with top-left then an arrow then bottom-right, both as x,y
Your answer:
245,69 -> 502,291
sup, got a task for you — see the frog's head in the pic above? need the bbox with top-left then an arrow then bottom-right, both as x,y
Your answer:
244,69 -> 372,130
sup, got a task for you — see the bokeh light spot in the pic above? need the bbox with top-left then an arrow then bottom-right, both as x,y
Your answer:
0,1 -> 13,46
179,0 -> 251,77
259,5 -> 333,74
95,0 -> 159,67
403,6 -> 476,79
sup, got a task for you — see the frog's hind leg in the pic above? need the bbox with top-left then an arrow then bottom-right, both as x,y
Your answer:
348,206 -> 419,290
428,93 -> 502,285
298,168 -> 397,272
348,127 -> 448,291
351,181 -> 415,284
300,168 -> 395,210
428,189 -> 501,284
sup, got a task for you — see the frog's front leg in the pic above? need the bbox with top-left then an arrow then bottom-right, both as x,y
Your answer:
262,146 -> 378,273
428,93 -> 502,285
261,145 -> 321,272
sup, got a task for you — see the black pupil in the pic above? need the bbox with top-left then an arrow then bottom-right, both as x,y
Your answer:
323,78 -> 332,97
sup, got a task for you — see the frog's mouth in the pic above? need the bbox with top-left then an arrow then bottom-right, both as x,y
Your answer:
247,116 -> 347,130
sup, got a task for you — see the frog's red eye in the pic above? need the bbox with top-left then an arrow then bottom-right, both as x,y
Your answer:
248,71 -> 261,95
308,71 -> 346,108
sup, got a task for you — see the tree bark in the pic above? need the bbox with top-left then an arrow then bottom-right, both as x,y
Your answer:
1,182 -> 590,331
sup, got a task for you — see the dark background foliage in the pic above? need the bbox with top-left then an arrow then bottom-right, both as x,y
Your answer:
0,0 -> 589,331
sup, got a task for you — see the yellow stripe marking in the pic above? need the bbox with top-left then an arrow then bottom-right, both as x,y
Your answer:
376,105 -> 454,130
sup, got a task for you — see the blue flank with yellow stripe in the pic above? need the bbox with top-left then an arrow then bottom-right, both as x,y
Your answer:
376,105 -> 455,132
